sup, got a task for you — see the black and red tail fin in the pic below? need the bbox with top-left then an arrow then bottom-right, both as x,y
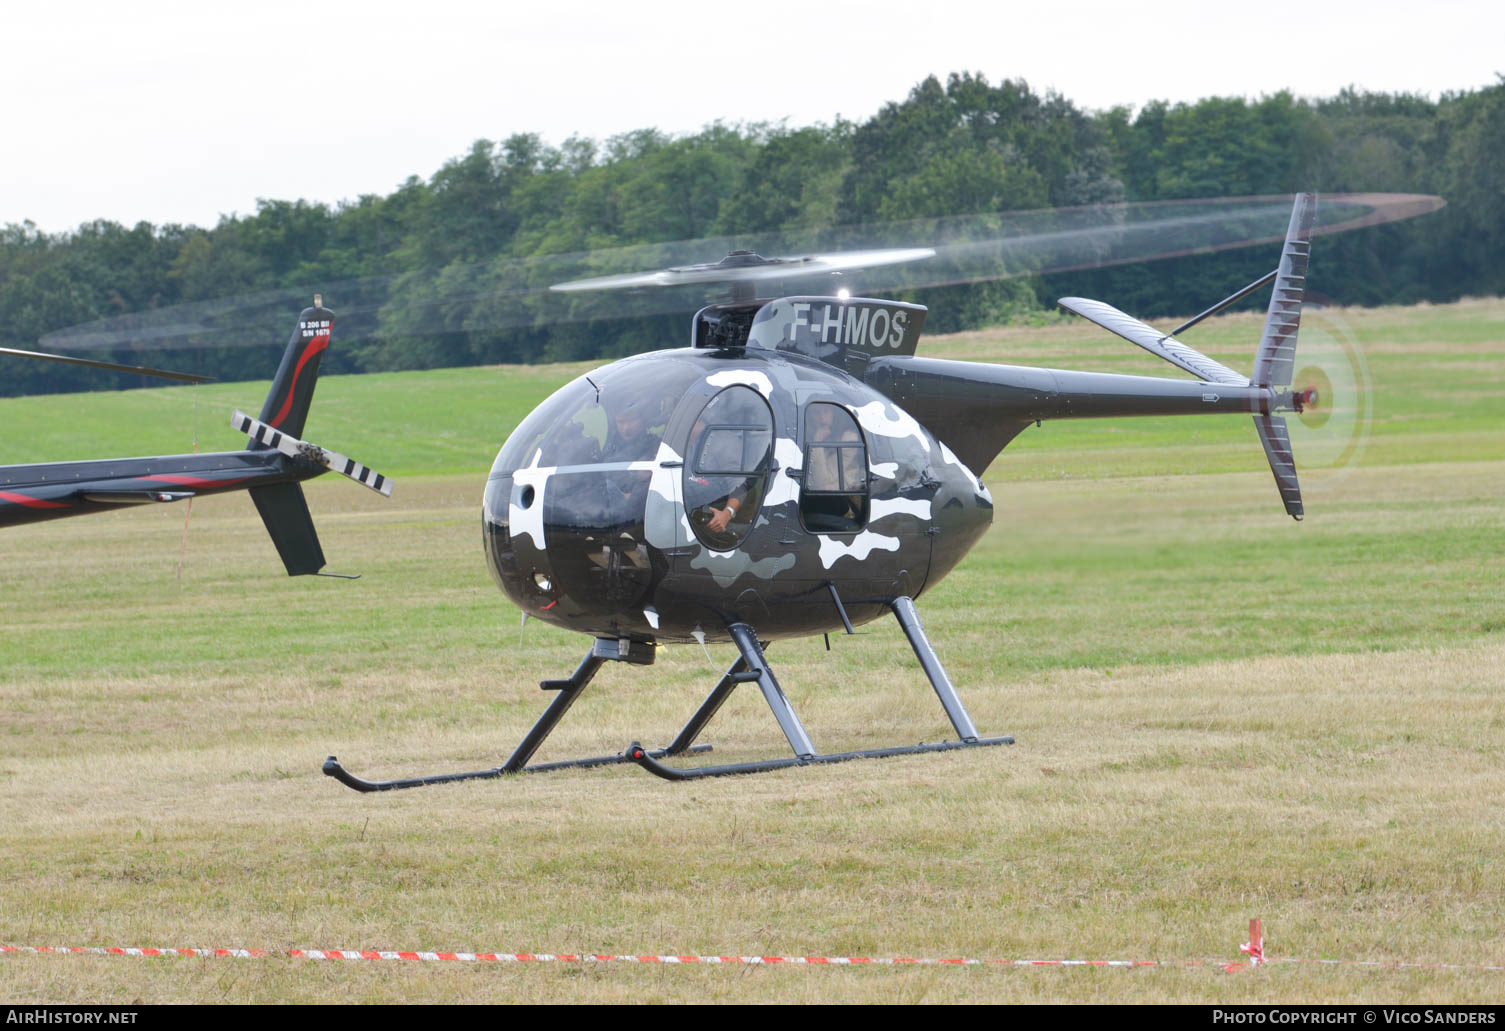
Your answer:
257,298 -> 333,441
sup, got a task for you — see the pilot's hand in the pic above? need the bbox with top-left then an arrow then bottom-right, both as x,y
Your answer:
707,505 -> 733,533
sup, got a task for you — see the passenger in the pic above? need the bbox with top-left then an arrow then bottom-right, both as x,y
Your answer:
804,404 -> 863,531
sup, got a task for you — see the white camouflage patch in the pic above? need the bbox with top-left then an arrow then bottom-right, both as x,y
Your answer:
937,440 -> 992,502
706,370 -> 774,397
817,530 -> 901,567
508,448 -> 554,551
689,549 -> 798,587
851,400 -> 930,451
869,496 -> 932,522
761,437 -> 804,508
644,441 -> 686,549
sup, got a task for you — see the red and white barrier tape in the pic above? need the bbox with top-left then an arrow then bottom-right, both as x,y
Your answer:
4,918 -> 1501,974
0,945 -> 1166,967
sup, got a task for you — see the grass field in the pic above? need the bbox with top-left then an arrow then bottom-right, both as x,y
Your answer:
1,298 -> 1502,1003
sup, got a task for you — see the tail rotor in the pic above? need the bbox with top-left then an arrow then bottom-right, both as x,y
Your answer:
1283,304 -> 1373,482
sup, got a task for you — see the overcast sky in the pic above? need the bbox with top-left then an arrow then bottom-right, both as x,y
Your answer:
6,0 -> 1500,233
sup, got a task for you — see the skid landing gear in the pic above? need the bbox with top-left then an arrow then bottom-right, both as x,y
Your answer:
322,597 -> 1010,791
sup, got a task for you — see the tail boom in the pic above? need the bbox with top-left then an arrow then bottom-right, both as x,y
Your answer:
865,355 -> 1275,474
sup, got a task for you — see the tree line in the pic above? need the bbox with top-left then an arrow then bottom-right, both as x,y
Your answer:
3,73 -> 1502,396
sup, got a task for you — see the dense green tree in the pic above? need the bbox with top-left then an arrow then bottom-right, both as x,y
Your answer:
714,124 -> 851,235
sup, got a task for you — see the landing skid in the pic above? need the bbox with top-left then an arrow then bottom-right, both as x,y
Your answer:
322,743 -> 713,793
626,736 -> 1013,781
322,597 -> 1011,791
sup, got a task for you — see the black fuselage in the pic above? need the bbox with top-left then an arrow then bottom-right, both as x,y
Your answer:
483,346 -> 994,644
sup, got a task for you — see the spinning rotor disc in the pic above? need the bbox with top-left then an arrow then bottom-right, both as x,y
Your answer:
36,193 -> 1444,358
1286,304 -> 1372,486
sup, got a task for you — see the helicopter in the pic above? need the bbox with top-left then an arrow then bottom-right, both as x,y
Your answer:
0,297 -> 392,576
322,192 -> 1324,789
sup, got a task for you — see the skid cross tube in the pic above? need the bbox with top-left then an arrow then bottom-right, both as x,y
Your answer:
728,623 -> 817,759
501,649 -> 605,772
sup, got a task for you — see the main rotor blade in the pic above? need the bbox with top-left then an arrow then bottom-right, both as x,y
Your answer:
550,247 -> 938,292
0,345 -> 213,383
37,193 -> 1443,355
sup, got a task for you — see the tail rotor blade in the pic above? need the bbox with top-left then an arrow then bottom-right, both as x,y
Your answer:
232,410 -> 393,497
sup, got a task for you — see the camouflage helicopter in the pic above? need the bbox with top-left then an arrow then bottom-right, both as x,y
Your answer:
323,193 -> 1324,789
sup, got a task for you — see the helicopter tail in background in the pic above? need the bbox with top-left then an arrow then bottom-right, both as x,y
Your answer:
234,298 -> 392,576
229,408 -> 392,575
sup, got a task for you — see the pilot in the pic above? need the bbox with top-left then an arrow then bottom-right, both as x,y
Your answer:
599,398 -> 662,536
546,417 -> 601,466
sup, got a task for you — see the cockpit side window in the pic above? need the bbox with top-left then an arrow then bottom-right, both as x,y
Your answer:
800,402 -> 868,534
684,386 -> 774,550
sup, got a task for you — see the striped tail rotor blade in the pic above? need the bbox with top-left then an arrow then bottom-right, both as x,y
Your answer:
234,408 -> 295,452
321,448 -> 393,496
232,410 -> 393,497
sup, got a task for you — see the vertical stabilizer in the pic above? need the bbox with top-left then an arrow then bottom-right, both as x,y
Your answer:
257,301 -> 333,441
1253,195 -> 1316,520
249,482 -> 326,575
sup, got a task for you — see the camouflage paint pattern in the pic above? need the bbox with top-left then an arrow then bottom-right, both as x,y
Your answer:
483,344 -> 992,645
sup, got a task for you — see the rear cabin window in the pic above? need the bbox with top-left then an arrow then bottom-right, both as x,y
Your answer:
800,403 -> 868,534
684,386 -> 774,550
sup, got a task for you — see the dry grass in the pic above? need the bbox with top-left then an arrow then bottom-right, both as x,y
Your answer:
2,300 -> 1503,1003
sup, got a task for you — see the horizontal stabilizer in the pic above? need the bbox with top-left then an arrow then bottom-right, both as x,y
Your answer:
1057,297 -> 1250,386
232,410 -> 393,496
